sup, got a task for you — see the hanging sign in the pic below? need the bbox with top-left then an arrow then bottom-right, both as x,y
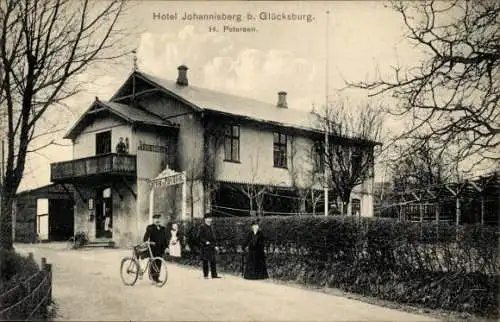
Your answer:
150,173 -> 185,188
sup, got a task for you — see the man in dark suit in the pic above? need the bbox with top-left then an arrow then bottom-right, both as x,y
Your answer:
198,215 -> 221,279
143,214 -> 168,282
116,137 -> 127,154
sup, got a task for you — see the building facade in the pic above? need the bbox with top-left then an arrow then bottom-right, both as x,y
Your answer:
13,184 -> 74,243
50,65 -> 377,247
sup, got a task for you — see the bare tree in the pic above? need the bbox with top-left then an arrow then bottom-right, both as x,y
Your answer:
389,140 -> 456,193
292,143 -> 324,215
227,150 -> 267,216
0,0 -> 130,249
286,135 -> 307,214
295,174 -> 324,215
352,0 -> 500,170
186,158 -> 202,221
314,100 -> 383,216
202,117 -> 227,215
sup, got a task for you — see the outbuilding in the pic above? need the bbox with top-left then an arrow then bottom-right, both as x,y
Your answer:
14,184 -> 74,243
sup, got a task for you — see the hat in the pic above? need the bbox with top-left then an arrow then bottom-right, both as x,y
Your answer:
152,214 -> 161,219
204,214 -> 212,219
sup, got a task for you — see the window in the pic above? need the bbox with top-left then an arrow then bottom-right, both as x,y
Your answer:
351,147 -> 363,173
352,198 -> 361,216
36,199 -> 49,241
313,141 -> 324,173
37,198 -> 49,216
96,131 -> 111,155
224,125 -> 240,162
273,132 -> 287,168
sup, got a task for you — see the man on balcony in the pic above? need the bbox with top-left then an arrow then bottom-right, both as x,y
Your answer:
116,137 -> 127,154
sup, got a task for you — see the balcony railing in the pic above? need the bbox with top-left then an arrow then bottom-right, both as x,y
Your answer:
50,153 -> 136,182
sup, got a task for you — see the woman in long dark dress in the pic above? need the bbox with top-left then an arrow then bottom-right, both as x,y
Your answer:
243,220 -> 269,280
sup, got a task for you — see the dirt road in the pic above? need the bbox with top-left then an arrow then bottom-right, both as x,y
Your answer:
15,243 -> 438,321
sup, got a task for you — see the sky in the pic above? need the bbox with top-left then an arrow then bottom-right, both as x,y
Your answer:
19,0 -> 423,192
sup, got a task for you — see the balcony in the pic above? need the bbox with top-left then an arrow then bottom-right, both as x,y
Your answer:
51,153 -> 136,183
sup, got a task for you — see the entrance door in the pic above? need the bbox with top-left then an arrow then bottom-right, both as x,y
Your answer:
95,187 -> 113,238
49,199 -> 74,241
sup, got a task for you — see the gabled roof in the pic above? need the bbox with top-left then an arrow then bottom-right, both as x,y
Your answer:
126,71 -> 380,145
64,99 -> 178,140
132,71 -> 321,133
16,183 -> 74,197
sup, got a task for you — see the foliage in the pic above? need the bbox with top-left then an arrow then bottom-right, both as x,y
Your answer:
0,249 -> 39,293
73,231 -> 89,249
0,0 -> 130,249
174,216 -> 499,317
0,250 -> 51,321
389,140 -> 457,193
312,99 -> 383,215
353,0 -> 500,169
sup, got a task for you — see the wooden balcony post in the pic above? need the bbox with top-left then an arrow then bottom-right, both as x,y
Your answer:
149,187 -> 154,224
182,171 -> 187,221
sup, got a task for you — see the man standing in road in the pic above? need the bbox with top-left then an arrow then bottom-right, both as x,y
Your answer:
199,215 -> 221,279
143,214 -> 168,282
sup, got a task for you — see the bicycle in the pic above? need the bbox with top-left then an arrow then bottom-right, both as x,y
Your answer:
120,241 -> 168,287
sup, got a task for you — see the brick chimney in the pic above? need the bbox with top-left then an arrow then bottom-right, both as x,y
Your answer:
277,91 -> 288,108
176,65 -> 188,86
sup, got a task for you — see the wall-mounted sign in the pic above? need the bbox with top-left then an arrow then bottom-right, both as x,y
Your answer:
88,198 -> 94,210
138,141 -> 168,154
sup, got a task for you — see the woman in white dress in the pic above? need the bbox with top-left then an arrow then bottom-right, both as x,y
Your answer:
168,223 -> 182,258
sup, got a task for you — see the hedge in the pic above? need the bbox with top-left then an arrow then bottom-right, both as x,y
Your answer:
172,216 -> 499,318
0,249 -> 40,294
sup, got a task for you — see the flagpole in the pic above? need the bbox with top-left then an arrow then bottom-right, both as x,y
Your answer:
132,49 -> 137,103
324,10 -> 330,217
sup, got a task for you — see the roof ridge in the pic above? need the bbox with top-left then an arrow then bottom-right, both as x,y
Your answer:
97,101 -> 132,122
102,99 -> 164,121
137,71 -> 310,113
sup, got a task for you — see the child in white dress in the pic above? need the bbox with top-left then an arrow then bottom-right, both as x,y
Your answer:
169,223 -> 182,258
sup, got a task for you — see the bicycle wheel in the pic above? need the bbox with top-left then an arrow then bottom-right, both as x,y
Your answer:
148,257 -> 168,287
120,257 -> 140,286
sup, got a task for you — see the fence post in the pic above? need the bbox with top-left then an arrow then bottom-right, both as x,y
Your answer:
41,257 -> 47,269
435,203 -> 440,241
18,282 -> 26,320
480,193 -> 485,225
44,263 -> 52,305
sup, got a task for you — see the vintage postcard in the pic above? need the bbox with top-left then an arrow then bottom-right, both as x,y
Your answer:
1,0 -> 498,321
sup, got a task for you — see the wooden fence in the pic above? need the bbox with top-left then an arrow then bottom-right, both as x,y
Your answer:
0,254 -> 52,321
